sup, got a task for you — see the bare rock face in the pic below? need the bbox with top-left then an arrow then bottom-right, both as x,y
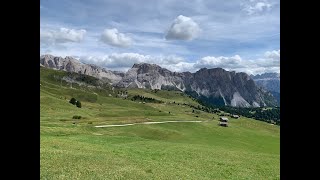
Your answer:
117,63 -> 186,90
40,55 -> 124,83
40,55 -> 277,107
115,63 -> 277,107
251,73 -> 280,93
251,73 -> 280,105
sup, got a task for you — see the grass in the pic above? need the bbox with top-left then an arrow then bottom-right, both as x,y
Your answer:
40,67 -> 280,179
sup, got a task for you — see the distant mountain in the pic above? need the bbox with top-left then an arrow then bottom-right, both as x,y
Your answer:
40,54 -> 124,83
251,73 -> 280,105
115,63 -> 277,107
40,55 -> 277,107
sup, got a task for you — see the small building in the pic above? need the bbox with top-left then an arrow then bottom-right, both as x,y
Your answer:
220,117 -> 229,122
219,117 -> 229,127
219,122 -> 228,127
231,115 -> 240,119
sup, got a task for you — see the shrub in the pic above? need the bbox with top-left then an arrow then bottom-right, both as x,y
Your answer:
76,101 -> 82,108
72,115 -> 82,119
69,98 -> 77,105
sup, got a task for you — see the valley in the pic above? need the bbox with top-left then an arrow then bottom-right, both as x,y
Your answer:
40,67 -> 280,179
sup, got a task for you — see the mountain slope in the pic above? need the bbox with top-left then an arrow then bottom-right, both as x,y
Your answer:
251,73 -> 280,105
40,55 -> 278,107
40,66 -> 280,179
116,63 -> 277,107
40,54 -> 124,83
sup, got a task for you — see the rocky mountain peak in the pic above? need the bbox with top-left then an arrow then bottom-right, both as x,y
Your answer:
40,55 -> 278,107
132,63 -> 164,71
40,54 -> 124,84
115,63 -> 277,107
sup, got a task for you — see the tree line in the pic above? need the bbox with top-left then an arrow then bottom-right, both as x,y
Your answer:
131,95 -> 163,103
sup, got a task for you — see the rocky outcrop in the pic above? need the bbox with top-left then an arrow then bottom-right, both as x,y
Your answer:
251,73 -> 280,93
40,55 -> 278,107
40,54 -> 124,83
115,63 -> 277,107
251,73 -> 280,105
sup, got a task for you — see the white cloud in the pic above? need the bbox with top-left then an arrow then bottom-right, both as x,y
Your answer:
100,28 -> 132,47
79,53 -> 187,72
40,28 -> 86,44
165,15 -> 201,40
265,49 -> 280,60
78,49 -> 280,75
161,62 -> 195,72
193,50 -> 280,75
194,55 -> 244,69
242,1 -> 272,15
80,53 -> 151,71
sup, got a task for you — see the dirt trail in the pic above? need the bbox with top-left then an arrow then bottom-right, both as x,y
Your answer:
95,120 -> 203,128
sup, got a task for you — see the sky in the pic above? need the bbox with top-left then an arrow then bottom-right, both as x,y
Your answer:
40,0 -> 280,75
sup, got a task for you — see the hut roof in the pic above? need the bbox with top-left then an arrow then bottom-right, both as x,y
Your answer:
220,117 -> 229,121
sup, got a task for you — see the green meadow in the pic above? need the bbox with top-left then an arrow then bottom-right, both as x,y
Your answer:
40,67 -> 280,179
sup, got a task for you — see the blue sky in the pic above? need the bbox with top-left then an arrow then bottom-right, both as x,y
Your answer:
40,0 -> 280,75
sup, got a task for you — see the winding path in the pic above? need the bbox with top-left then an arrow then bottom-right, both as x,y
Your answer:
95,120 -> 203,128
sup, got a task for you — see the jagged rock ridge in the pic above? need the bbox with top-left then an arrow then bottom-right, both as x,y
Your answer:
251,73 -> 280,105
115,63 -> 277,107
40,54 -> 124,83
40,55 -> 278,107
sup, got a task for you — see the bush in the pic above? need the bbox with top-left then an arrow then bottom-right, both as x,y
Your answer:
69,98 -> 77,105
72,115 -> 82,119
76,101 -> 82,108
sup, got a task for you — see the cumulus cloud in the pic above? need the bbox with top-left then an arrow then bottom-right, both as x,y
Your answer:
265,49 -> 280,60
161,62 -> 195,72
194,55 -> 244,69
79,53 -> 187,72
79,50 -> 280,75
40,28 -> 86,44
242,1 -> 272,15
165,15 -> 201,40
100,28 -> 132,47
193,50 -> 280,75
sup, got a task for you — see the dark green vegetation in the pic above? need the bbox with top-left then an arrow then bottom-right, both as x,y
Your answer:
76,100 -> 82,108
70,97 -> 82,108
194,102 -> 280,125
218,106 -> 280,125
40,67 -> 279,179
131,95 -> 164,103
72,115 -> 82,119
69,97 -> 77,105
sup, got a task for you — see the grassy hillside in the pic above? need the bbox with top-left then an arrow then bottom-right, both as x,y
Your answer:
40,67 -> 280,179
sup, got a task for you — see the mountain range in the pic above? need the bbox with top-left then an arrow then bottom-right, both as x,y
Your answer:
251,73 -> 280,105
40,55 -> 278,107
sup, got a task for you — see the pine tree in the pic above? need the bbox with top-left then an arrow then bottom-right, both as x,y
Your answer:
69,98 -> 77,105
76,101 -> 82,108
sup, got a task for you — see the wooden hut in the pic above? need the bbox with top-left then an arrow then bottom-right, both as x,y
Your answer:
231,114 -> 240,119
219,117 -> 229,127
